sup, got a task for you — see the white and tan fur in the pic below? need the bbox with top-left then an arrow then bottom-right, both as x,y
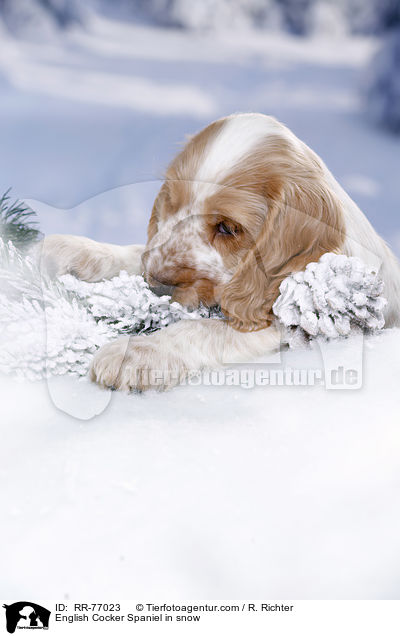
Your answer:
40,113 -> 400,391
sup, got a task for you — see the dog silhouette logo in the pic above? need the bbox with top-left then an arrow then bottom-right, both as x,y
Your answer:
2,602 -> 50,633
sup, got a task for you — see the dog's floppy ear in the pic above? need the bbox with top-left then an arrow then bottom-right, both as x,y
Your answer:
220,176 -> 346,332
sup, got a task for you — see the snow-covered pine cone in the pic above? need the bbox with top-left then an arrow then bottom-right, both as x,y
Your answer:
272,253 -> 387,341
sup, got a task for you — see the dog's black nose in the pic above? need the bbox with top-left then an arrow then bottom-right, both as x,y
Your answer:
145,272 -> 176,297
149,281 -> 175,297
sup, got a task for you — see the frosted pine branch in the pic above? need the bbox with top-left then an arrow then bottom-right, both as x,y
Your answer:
0,239 -> 221,380
0,241 -> 387,380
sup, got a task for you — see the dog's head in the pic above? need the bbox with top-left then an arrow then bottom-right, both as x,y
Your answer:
143,113 -> 345,331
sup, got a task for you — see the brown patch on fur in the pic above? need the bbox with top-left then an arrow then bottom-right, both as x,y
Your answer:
219,136 -> 346,331
147,119 -> 226,237
163,118 -> 227,213
147,184 -> 167,242
172,278 -> 218,308
167,118 -> 226,185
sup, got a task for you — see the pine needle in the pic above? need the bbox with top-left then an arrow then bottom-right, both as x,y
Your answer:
0,189 -> 42,249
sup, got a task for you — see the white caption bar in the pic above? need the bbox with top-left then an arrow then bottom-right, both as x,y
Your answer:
1,600 -> 400,635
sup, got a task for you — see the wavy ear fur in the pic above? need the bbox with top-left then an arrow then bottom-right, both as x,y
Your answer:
221,175 -> 346,332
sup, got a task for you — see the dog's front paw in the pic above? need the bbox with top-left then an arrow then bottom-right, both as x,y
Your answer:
90,335 -> 189,392
37,235 -> 118,282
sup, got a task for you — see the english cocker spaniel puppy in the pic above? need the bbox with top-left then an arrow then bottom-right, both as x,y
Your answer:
41,113 -> 400,390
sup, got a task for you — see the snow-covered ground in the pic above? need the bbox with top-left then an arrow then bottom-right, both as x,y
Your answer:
1,12 -> 400,600
2,329 -> 400,599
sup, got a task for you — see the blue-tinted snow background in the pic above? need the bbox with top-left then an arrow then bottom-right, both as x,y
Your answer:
0,0 -> 399,251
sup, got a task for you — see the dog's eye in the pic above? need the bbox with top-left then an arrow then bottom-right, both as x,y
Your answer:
216,221 -> 235,236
